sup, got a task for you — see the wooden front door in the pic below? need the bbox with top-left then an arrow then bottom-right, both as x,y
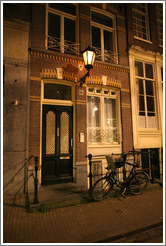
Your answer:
42,105 -> 73,185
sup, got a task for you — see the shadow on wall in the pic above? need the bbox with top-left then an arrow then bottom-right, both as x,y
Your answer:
3,155 -> 35,196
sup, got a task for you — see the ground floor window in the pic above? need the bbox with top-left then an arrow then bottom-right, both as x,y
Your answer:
140,148 -> 160,180
87,87 -> 120,144
135,61 -> 157,129
91,160 -> 102,185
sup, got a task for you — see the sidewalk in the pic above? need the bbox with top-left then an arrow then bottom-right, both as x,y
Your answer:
27,180 -> 163,211
3,186 -> 163,243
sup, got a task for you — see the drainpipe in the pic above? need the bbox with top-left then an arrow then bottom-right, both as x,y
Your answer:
24,3 -> 32,194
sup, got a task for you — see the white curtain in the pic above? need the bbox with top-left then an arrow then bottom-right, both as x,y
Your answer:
87,96 -> 101,143
104,98 -> 116,143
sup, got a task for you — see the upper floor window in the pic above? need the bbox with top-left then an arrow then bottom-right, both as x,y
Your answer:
156,3 -> 163,46
91,9 -> 118,64
46,3 -> 79,55
135,61 -> 157,129
132,3 -> 150,41
87,87 -> 120,144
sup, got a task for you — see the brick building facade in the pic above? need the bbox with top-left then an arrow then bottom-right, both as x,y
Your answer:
3,3 -> 163,195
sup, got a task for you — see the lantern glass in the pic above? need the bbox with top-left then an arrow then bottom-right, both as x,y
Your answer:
83,48 -> 95,70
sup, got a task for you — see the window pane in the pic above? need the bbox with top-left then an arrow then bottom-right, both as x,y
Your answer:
87,96 -> 100,127
92,26 -> 101,48
145,80 -> 154,95
104,30 -> 113,51
87,96 -> 101,143
92,11 -> 113,28
44,84 -> 71,100
145,64 -> 153,78
48,13 -> 60,38
138,115 -> 146,127
139,95 -> 145,111
147,115 -> 157,128
146,96 -> 155,112
64,18 -> 75,42
137,79 -> 144,94
49,3 -> 76,15
104,98 -> 117,143
104,98 -> 116,126
46,111 -> 56,155
135,61 -> 143,77
60,112 -> 69,154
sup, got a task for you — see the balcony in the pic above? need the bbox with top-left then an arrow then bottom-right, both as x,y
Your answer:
47,36 -> 80,56
92,46 -> 118,64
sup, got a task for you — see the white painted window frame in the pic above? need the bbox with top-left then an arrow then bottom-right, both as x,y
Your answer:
132,3 -> 151,42
41,80 -> 75,106
91,7 -> 118,64
135,60 -> 157,129
45,3 -> 79,54
87,86 -> 121,145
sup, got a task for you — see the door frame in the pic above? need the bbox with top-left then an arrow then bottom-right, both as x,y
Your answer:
42,104 -> 73,184
40,79 -> 76,185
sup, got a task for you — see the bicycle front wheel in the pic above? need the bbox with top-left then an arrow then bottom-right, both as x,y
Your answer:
130,172 -> 149,195
91,177 -> 113,201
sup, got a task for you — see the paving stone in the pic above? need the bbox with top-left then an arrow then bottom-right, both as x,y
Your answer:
3,187 -> 163,243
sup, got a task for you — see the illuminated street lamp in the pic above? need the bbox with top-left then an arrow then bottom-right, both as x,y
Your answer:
80,46 -> 95,87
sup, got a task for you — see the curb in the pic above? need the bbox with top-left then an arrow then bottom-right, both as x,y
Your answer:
95,221 -> 163,243
28,196 -> 93,212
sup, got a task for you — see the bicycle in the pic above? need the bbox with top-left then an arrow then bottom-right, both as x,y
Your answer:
91,151 -> 149,201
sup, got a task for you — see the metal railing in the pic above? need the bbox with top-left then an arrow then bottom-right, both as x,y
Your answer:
87,125 -> 122,145
86,150 -> 162,190
92,46 -> 118,64
47,36 -> 80,55
4,155 -> 39,207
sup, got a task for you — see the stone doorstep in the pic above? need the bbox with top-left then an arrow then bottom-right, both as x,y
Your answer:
28,197 -> 92,213
27,181 -> 162,213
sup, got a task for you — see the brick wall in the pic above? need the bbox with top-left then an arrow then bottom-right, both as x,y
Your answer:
31,3 -> 45,50
75,87 -> 87,162
3,3 -> 30,22
28,3 -> 134,169
79,4 -> 91,51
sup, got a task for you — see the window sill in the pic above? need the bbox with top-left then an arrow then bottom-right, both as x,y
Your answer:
138,129 -> 162,134
88,143 -> 121,148
134,36 -> 152,44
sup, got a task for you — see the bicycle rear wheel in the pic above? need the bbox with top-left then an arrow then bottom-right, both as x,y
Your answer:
91,177 -> 113,201
129,172 -> 148,195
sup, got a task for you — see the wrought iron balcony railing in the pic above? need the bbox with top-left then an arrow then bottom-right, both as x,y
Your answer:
47,36 -> 80,55
87,125 -> 122,144
92,46 -> 118,64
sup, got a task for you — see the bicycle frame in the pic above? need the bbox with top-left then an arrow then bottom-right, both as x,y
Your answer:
107,161 -> 144,190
